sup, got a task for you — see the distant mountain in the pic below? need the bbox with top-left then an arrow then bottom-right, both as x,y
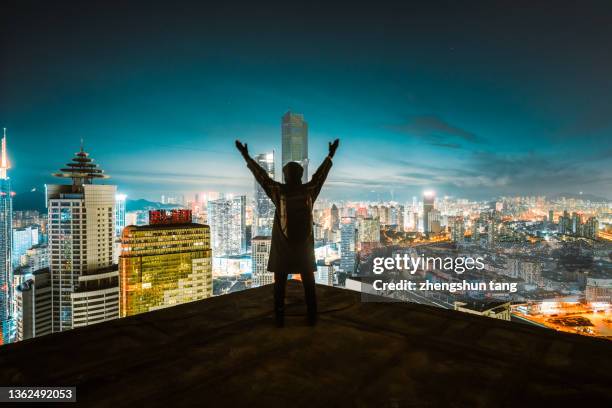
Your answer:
549,193 -> 610,202
126,199 -> 184,212
12,190 -> 183,213
13,189 -> 47,212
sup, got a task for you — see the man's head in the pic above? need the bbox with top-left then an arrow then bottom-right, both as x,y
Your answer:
283,162 -> 304,185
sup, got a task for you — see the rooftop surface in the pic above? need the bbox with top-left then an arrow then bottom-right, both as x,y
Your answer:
1,281 -> 611,407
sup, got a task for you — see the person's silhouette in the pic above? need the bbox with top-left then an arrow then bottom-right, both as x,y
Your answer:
236,138 -> 339,327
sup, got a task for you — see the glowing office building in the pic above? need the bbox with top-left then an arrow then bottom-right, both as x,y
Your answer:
0,129 -> 12,344
253,152 -> 275,237
115,193 -> 127,237
423,191 -> 435,234
119,210 -> 213,317
207,196 -> 246,256
251,236 -> 273,287
340,217 -> 357,273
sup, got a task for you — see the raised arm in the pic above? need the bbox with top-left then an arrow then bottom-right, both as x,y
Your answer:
235,140 -> 278,199
309,139 -> 339,200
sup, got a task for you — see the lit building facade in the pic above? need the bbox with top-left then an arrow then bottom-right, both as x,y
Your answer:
115,193 -> 127,237
281,111 -> 309,183
340,217 -> 357,273
47,146 -> 116,332
253,152 -> 275,237
358,218 -> 380,247
423,191 -> 435,234
207,196 -> 246,256
119,210 -> 213,317
252,236 -> 273,287
449,216 -> 465,243
0,129 -> 13,344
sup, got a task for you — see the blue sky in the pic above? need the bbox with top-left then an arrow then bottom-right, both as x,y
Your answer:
2,0 -> 611,201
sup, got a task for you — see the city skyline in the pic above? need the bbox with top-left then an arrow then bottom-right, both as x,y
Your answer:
2,1 -> 611,201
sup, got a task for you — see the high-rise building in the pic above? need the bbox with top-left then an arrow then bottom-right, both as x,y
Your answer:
449,216 -> 465,243
253,152 -> 275,237
12,226 -> 39,269
47,146 -> 116,332
281,111 -> 309,183
428,209 -> 442,234
0,128 -> 13,344
358,218 -> 380,247
15,267 -> 52,341
115,193 -> 127,237
119,210 -> 212,317
340,217 -> 357,273
423,191 -> 435,234
330,204 -> 340,230
251,236 -> 273,287
207,196 -> 246,256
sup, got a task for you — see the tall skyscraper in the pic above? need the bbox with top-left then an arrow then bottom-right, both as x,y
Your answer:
115,193 -> 127,237
47,146 -> 116,332
207,196 -> 246,256
449,216 -> 465,243
330,204 -> 340,230
253,152 -> 275,237
340,217 -> 357,273
281,111 -> 309,183
251,236 -> 273,287
119,209 -> 212,317
423,191 -> 435,234
0,128 -> 13,344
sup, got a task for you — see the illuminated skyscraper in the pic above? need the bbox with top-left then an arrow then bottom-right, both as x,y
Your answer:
423,191 -> 435,234
0,128 -> 13,344
449,216 -> 465,243
340,217 -> 357,273
281,111 -> 309,183
253,152 -> 275,236
115,193 -> 127,237
47,146 -> 116,332
207,196 -> 246,256
119,210 -> 212,317
251,236 -> 273,287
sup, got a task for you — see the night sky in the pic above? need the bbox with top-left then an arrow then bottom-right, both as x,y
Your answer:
2,1 -> 611,201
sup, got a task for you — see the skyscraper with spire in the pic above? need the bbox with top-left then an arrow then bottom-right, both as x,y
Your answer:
47,145 -> 118,332
0,128 -> 13,344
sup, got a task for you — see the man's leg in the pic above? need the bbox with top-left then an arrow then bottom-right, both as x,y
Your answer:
273,271 -> 288,327
299,270 -> 317,325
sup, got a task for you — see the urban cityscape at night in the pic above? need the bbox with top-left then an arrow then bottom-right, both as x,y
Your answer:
0,0 -> 611,406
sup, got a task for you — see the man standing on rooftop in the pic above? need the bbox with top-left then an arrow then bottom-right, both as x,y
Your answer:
236,138 -> 339,327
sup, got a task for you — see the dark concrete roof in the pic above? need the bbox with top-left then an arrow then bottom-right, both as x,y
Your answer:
0,281 -> 610,407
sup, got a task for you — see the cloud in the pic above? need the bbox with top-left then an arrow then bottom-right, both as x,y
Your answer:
389,115 -> 483,147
